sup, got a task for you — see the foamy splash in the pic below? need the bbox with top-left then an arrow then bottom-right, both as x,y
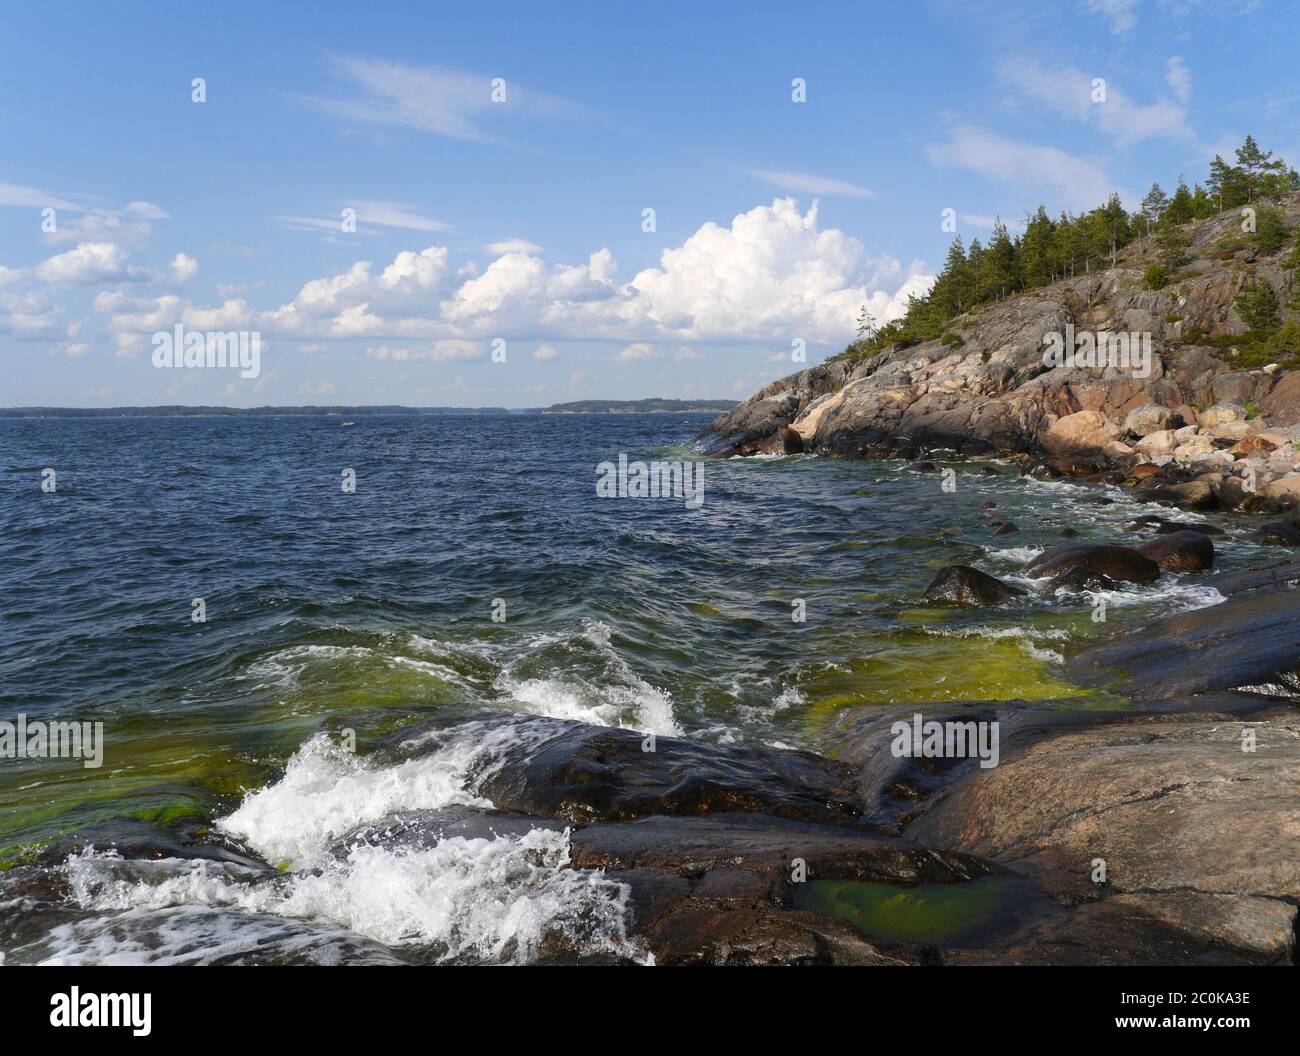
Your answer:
47,726 -> 646,965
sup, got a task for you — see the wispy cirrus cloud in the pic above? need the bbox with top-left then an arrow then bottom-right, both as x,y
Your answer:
997,59 -> 1194,146
746,169 -> 876,199
926,127 -> 1124,210
301,56 -> 590,143
1084,0 -> 1141,35
0,183 -> 169,248
276,200 -> 449,237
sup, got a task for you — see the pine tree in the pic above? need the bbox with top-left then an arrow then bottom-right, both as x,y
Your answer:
1235,277 -> 1281,333
1254,206 -> 1288,254
1155,218 -> 1190,270
1140,183 -> 1169,240
1235,135 -> 1274,202
1164,178 -> 1194,224
1019,206 -> 1055,288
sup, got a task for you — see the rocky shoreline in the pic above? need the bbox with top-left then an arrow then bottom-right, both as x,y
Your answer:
23,546 -> 1294,964
576,199 -> 1300,965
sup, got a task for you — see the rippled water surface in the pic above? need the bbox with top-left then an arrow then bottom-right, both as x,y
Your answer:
0,412 -> 1274,963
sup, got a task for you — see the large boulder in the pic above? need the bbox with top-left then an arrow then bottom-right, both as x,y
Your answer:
1197,403 -> 1244,430
470,716 -> 867,828
1122,404 -> 1181,438
922,565 -> 1026,607
907,712 -> 1300,965
1042,411 -> 1121,456
1134,530 -> 1215,572
1024,544 -> 1161,584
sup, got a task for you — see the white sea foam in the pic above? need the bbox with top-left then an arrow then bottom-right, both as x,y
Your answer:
217,732 -> 492,868
496,619 -> 681,735
51,722 -> 646,965
61,829 -> 639,965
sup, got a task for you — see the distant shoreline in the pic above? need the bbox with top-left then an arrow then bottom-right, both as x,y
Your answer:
0,399 -> 738,420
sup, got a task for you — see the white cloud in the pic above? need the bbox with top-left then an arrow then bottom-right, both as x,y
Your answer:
353,201 -> 448,232
0,184 -> 169,248
747,170 -> 876,199
1085,0 -> 1140,34
279,201 -> 448,236
299,379 -> 336,396
91,199 -> 931,353
169,252 -> 199,284
617,343 -> 657,361
64,342 -> 89,357
927,128 -> 1123,210
487,239 -> 543,255
35,242 -> 147,285
365,340 -> 484,362
0,182 -> 82,211
1166,55 -> 1193,104
997,60 -> 1192,147
303,56 -> 587,142
533,343 -> 557,360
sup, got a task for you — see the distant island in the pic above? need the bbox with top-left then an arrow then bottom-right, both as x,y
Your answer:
542,398 -> 739,414
0,399 -> 739,419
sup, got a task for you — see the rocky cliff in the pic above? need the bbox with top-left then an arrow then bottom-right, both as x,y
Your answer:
699,193 -> 1300,512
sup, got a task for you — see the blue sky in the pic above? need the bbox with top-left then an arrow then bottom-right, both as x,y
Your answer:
1,0 -> 1296,407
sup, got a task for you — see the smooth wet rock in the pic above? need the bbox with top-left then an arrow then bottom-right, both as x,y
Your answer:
1067,571 -> 1300,698
993,522 -> 1019,536
568,813 -> 999,965
1257,521 -> 1300,545
922,565 -> 1027,607
1125,515 -> 1226,536
1135,530 -> 1215,572
470,717 -> 866,827
1025,544 -> 1161,584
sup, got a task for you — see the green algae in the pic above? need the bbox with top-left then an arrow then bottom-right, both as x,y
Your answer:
794,877 -> 1022,946
802,630 -> 1096,720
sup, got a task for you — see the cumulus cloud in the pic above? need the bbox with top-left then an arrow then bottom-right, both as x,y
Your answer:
533,343 -> 557,360
169,252 -> 199,284
365,340 -> 484,362
35,242 -> 148,285
91,198 -> 933,353
487,239 -> 543,255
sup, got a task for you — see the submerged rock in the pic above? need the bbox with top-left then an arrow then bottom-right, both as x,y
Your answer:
922,565 -> 1026,607
1048,566 -> 1118,593
1025,544 -> 1161,584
